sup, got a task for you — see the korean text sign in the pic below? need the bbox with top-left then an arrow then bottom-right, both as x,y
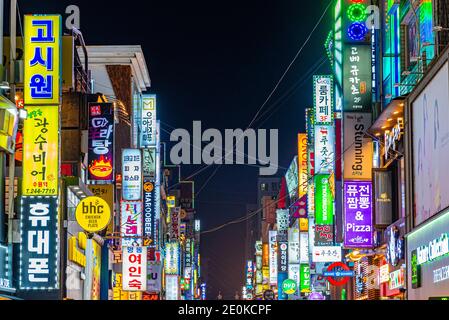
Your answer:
22,106 -> 59,196
121,201 -> 143,246
87,103 -> 114,182
343,45 -> 372,112
24,15 -> 61,105
314,75 -> 334,125
314,125 -> 335,174
269,231 -> 278,285
20,196 -> 58,289
122,246 -> 147,291
140,95 -> 157,147
122,149 -> 142,200
344,181 -> 373,248
165,242 -> 180,275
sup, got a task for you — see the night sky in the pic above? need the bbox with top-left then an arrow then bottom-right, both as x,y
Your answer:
14,0 -> 332,299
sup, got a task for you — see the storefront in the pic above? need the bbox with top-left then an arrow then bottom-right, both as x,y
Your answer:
406,208 -> 449,300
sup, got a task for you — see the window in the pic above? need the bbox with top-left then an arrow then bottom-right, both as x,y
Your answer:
260,183 -> 268,191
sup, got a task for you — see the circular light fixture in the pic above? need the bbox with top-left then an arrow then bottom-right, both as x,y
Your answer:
347,22 -> 368,41
347,4 -> 367,22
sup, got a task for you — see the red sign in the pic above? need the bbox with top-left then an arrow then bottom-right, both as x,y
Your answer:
326,262 -> 352,286
143,293 -> 159,300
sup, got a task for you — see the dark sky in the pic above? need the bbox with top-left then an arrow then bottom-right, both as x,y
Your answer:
15,0 -> 332,299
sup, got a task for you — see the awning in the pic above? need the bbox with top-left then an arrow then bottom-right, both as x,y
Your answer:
366,97 -> 406,138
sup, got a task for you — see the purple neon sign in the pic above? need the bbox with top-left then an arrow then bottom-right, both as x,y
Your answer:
344,181 -> 373,248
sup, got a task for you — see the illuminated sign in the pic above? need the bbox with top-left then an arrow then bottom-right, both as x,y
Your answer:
298,134 -> 308,198
269,231 -> 278,285
384,118 -> 404,161
433,265 -> 449,284
143,179 -> 157,243
285,157 -> 299,200
417,233 -> 449,265
379,264 -> 390,283
24,15 -> 61,105
344,181 -> 373,248
141,95 -> 157,147
343,113 -> 373,180
314,225 -> 334,246
87,103 -> 114,182
123,246 -> 147,292
20,196 -> 59,290
276,209 -> 289,241
122,149 -> 142,201
278,242 -> 288,273
343,45 -> 372,112
300,264 -> 311,293
300,232 -> 309,264
314,125 -> 335,175
142,148 -> 157,179
22,106 -> 59,196
165,242 -> 180,275
169,207 -> 181,240
314,174 -> 334,225
312,246 -> 342,263
314,75 -> 334,125
288,227 -> 300,263
120,201 -> 143,246
88,184 -> 114,234
389,268 -> 405,290
75,196 -> 111,233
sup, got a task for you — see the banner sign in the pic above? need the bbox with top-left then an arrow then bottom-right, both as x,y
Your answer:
285,157 -> 299,201
142,148 -> 157,179
121,201 -> 143,246
343,44 -> 372,112
298,133 -> 308,198
278,242 -> 288,273
169,207 -> 181,241
87,103 -> 114,182
300,232 -> 309,263
315,225 -> 334,246
122,149 -> 142,201
288,227 -> 300,263
343,113 -> 373,180
374,170 -> 393,226
123,246 -> 147,291
269,231 -> 278,285
141,95 -> 157,147
22,106 -> 59,196
165,275 -> 179,300
312,246 -> 342,263
143,179 -> 157,243
300,264 -> 311,293
288,264 -> 300,295
314,125 -> 335,175
147,261 -> 162,293
276,209 -> 289,242
24,15 -> 61,105
344,181 -> 373,248
20,196 -> 59,290
165,242 -> 180,275
314,75 -> 334,125
315,174 -> 334,225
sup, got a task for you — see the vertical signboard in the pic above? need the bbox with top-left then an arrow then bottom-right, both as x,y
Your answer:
165,275 -> 179,300
142,148 -> 157,180
276,209 -> 289,242
169,207 -> 181,241
344,181 -> 373,248
314,75 -> 334,125
121,201 -> 143,246
87,103 -> 114,182
141,95 -> 157,147
288,227 -> 300,263
269,231 -> 278,286
300,264 -> 311,293
123,246 -> 147,291
299,232 -> 309,263
278,242 -> 288,274
147,260 -> 162,293
20,196 -> 59,289
343,113 -> 373,180
165,242 -> 180,275
343,45 -> 372,112
285,157 -> 299,201
298,133 -> 308,198
373,170 -> 393,226
143,179 -> 157,244
315,175 -> 334,225
122,149 -> 142,201
22,106 -> 59,195
24,15 -> 61,105
314,126 -> 335,175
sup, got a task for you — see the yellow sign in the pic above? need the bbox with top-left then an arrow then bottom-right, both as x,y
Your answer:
144,181 -> 154,192
68,232 -> 87,267
113,273 -> 128,300
75,196 -> 111,233
297,133 -> 308,198
22,106 -> 59,195
24,15 -> 61,105
299,218 -> 309,232
91,240 -> 101,300
88,184 -> 114,234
